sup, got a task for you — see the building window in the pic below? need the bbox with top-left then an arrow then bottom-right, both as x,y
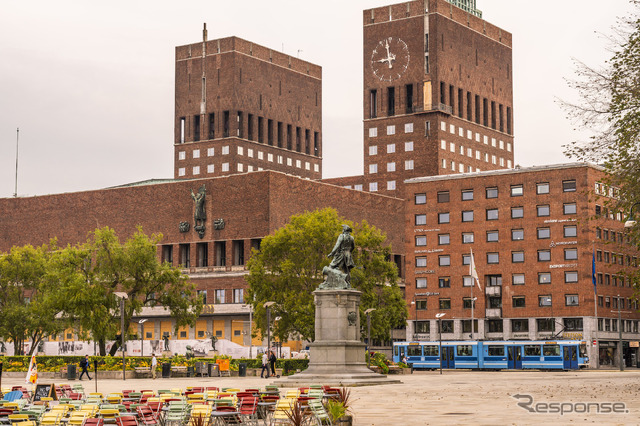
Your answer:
405,160 -> 414,170
463,298 -> 476,309
511,229 -> 524,241
369,145 -> 377,155
538,250 -> 551,262
462,232 -> 474,244
537,182 -> 549,194
564,248 -> 578,260
178,168 -> 186,177
538,295 -> 552,307
415,214 -> 427,225
387,181 -> 396,190
369,182 -> 378,192
439,299 -> 451,310
438,255 -> 451,266
512,274 -> 525,285
416,278 -> 427,288
486,208 -> 498,220
461,189 -> 474,201
486,230 -> 499,242
415,236 -> 427,246
415,193 -> 426,204
221,163 -> 229,172
416,300 -> 427,310
487,253 -> 499,264
512,319 -> 528,333
486,187 -> 498,199
487,320 -> 503,333
563,203 -> 577,215
178,151 -> 186,160
511,207 -> 524,219
462,254 -> 471,265
538,272 -> 551,284
369,127 -> 378,137
215,289 -> 225,304
537,205 -> 550,217
562,180 -> 577,192
437,191 -> 450,203
438,212 -> 450,224
405,141 -> 414,151
565,271 -> 578,283
537,227 -> 550,239
387,162 -> 396,172
222,145 -> 230,155
416,257 -> 427,267
512,251 -> 525,263
462,210 -> 474,222
510,185 -> 523,196
438,277 -> 451,288
387,143 -> 396,153
438,234 -> 450,245
537,318 -> 554,331
233,289 -> 244,304
463,276 -> 474,287
192,166 -> 201,175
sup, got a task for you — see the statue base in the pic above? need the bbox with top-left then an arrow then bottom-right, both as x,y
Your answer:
162,350 -> 172,357
208,350 -> 217,357
274,289 -> 400,387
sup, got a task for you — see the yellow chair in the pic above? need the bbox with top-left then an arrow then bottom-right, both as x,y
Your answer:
105,394 -> 122,404
12,422 -> 36,426
40,412 -> 62,426
68,412 -> 88,426
98,408 -> 120,421
270,399 -> 294,425
79,405 -> 99,417
7,415 -> 30,424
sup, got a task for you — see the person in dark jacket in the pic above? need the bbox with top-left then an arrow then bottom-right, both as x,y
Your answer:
79,355 -> 91,380
269,350 -> 277,377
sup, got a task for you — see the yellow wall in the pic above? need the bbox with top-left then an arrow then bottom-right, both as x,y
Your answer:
213,320 -> 225,339
195,319 -> 208,339
143,321 -> 154,340
177,325 -> 189,340
160,320 -> 172,339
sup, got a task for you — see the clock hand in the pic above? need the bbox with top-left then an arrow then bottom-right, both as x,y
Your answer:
388,53 -> 396,68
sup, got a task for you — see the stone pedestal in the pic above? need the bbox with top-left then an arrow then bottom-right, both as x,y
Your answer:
274,289 -> 401,387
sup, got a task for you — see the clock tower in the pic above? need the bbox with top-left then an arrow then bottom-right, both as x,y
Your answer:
362,0 -> 514,196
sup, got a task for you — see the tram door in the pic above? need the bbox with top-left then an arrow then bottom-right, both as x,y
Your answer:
563,346 -> 578,370
507,346 -> 522,369
441,346 -> 455,369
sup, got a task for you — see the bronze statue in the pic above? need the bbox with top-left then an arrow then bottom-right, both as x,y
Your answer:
190,185 -> 206,238
163,334 -> 170,351
185,345 -> 194,360
319,225 -> 355,290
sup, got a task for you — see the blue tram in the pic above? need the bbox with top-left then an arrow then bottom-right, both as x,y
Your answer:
393,340 -> 588,370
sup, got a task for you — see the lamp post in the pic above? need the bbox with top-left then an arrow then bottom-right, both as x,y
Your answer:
263,301 -> 275,354
138,319 -> 148,357
114,292 -> 128,381
412,292 -> 440,341
364,308 -> 376,367
436,313 -> 446,375
624,202 -> 640,228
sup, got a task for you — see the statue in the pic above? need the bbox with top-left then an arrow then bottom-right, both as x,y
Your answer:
211,336 -> 218,351
0,341 -> 5,353
190,185 -> 206,238
319,224 -> 355,290
185,345 -> 194,360
163,334 -> 170,351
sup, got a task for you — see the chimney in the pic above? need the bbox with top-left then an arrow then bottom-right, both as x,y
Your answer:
203,23 -> 208,42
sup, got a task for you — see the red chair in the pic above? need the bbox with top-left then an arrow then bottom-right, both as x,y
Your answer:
190,387 -> 204,393
85,419 -> 105,426
122,390 -> 135,398
115,415 -> 139,426
69,392 -> 83,400
205,387 -> 219,392
146,401 -> 163,418
238,397 -> 258,424
136,406 -> 159,426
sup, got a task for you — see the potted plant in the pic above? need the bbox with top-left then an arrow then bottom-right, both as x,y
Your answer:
327,387 -> 353,425
285,401 -> 306,426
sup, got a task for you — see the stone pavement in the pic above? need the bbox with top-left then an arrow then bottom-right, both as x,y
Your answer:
3,369 -> 639,425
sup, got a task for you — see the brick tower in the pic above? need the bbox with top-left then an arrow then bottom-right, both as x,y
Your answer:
362,0 -> 514,196
174,27 -> 322,180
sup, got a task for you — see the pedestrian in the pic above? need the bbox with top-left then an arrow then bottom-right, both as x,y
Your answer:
261,352 -> 270,378
151,354 -> 158,379
79,354 -> 92,380
269,350 -> 277,378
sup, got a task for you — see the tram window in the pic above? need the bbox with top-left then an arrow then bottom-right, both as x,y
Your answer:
457,345 -> 473,356
487,346 -> 504,356
543,345 -> 560,356
394,346 -> 399,356
423,346 -> 439,356
524,345 -> 541,356
579,343 -> 587,358
407,346 -> 422,357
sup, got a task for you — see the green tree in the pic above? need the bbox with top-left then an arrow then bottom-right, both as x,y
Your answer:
246,208 -> 407,343
54,227 -> 202,355
0,243 -> 66,355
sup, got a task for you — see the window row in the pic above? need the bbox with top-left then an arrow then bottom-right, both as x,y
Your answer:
595,273 -> 633,288
595,250 -> 638,266
597,318 -> 640,333
595,205 -> 625,221
368,141 -> 414,155
366,181 -> 396,192
420,204 -> 578,224
596,227 -> 630,244
197,288 -> 244,304
415,271 -> 580,288
414,318 -> 583,334
178,159 -> 319,177
368,160 -> 415,174
160,239 -> 261,268
178,112 -> 320,157
441,158 -> 508,172
412,226 -> 577,242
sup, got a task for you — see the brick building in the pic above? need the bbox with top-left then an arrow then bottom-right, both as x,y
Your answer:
174,33 -> 322,181
404,163 -> 640,367
324,0 -> 514,196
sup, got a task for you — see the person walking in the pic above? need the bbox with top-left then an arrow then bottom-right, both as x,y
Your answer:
261,352 -> 270,378
269,350 -> 278,378
79,355 -> 92,380
151,354 -> 158,379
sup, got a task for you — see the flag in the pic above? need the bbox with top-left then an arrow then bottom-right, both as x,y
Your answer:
592,250 -> 597,295
469,249 -> 481,290
25,354 -> 37,384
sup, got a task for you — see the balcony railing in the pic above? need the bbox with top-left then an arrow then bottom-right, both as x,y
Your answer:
485,286 -> 502,296
485,308 -> 502,318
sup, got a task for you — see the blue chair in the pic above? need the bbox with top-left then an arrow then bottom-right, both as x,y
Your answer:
3,391 -> 23,402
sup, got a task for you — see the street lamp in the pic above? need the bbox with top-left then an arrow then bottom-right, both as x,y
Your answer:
243,304 -> 253,358
624,202 -> 640,228
364,308 -> 376,367
114,292 -> 128,381
436,313 -> 446,375
263,302 -> 275,354
138,319 -> 148,357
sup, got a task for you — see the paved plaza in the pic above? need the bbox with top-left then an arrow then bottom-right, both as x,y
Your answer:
2,369 -> 639,425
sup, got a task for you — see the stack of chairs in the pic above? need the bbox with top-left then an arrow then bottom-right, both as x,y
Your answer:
135,405 -> 159,426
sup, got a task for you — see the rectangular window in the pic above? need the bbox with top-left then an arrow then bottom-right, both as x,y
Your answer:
438,234 -> 450,245
416,300 -> 427,310
387,87 -> 395,116
439,299 -> 451,310
215,289 -> 225,304
511,229 -> 524,241
486,208 -> 498,220
562,180 -> 577,192
537,318 -> 554,331
415,214 -> 427,225
194,115 -> 200,141
196,242 -> 208,267
462,232 -> 474,243
208,113 -> 215,139
537,227 -> 550,239
565,295 -> 579,306
405,84 -> 414,113
463,276 -> 474,287
416,278 -> 427,288
565,271 -> 578,283
511,207 -> 524,219
486,187 -> 498,199
538,272 -> 551,284
387,143 -> 396,153
387,162 -> 396,172
564,248 -> 578,260
512,274 -> 525,285
461,210 -> 474,222
405,160 -> 414,170
233,289 -> 244,304
415,193 -> 426,204
438,255 -> 451,266
370,89 -> 377,118
486,230 -> 499,242
416,257 -> 427,267
438,277 -> 451,288
512,251 -> 525,263
415,236 -> 427,246
487,320 -> 503,333
463,298 -> 476,309
539,295 -> 552,307
538,250 -> 551,262
461,189 -> 474,201
437,191 -> 450,203
369,164 -> 378,174
537,182 -> 549,194
510,185 -> 523,196
537,205 -> 550,217
162,245 -> 173,264
563,203 -> 577,215
438,212 -> 450,224
179,243 -> 190,268
214,241 -> 226,266
487,252 -> 499,264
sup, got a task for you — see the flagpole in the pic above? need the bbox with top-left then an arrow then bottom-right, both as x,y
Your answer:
593,243 -> 599,369
471,282 -> 474,341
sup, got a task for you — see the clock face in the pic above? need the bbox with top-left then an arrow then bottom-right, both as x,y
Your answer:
370,37 -> 410,82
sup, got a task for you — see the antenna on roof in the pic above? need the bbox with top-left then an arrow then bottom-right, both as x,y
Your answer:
14,127 -> 19,198
203,23 -> 208,42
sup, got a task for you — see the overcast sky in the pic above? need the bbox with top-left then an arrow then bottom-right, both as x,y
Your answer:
0,0 -> 635,198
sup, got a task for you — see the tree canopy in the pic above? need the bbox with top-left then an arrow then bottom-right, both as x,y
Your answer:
246,208 -> 407,344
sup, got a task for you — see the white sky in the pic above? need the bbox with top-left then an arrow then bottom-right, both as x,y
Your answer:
0,0 -> 635,197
